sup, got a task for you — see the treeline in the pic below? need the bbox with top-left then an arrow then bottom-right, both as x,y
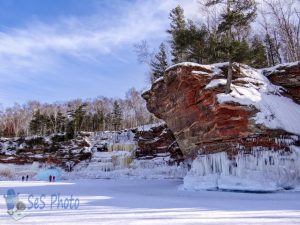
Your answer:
0,88 -> 157,138
135,0 -> 300,82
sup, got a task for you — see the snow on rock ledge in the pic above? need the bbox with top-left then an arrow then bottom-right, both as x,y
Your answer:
261,61 -> 300,104
217,64 -> 300,135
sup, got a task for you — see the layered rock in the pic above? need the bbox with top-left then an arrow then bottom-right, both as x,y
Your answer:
133,123 -> 183,162
262,61 -> 300,104
0,134 -> 92,170
142,62 -> 300,191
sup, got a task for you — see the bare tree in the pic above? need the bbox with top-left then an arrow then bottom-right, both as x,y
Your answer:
262,0 -> 300,62
0,88 -> 157,137
133,40 -> 154,66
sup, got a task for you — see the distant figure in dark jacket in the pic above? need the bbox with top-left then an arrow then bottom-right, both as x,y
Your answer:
53,176 -> 55,182
49,175 -> 52,182
26,175 -> 29,181
22,176 -> 25,182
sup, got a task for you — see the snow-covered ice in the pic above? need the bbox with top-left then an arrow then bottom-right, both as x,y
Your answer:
0,179 -> 299,225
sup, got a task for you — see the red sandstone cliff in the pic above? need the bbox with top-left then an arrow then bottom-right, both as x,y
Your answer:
142,62 -> 300,159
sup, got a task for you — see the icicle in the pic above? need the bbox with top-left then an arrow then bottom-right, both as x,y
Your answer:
184,146 -> 300,191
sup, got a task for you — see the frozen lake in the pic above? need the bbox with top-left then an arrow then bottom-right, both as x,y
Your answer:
0,179 -> 300,224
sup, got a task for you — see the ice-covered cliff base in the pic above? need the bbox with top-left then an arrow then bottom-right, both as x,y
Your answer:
184,146 -> 300,192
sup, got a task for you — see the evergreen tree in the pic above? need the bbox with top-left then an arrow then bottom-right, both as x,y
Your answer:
29,110 -> 43,135
97,109 -> 105,131
43,115 -> 51,135
207,33 -> 224,63
73,104 -> 86,135
56,111 -> 66,133
150,42 -> 169,81
105,112 -> 112,131
66,104 -> 86,138
231,39 -> 251,63
65,120 -> 75,140
186,21 -> 210,64
112,101 -> 122,131
249,36 -> 268,68
82,112 -> 93,131
167,5 -> 188,63
206,0 -> 257,93
29,110 -> 50,135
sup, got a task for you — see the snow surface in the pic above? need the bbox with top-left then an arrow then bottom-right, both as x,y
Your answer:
0,179 -> 299,225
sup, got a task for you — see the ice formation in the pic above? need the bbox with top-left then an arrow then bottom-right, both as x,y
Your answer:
63,128 -> 187,180
35,168 -> 62,181
184,145 -> 300,192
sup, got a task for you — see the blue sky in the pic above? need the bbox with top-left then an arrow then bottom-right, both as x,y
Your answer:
0,0 -> 200,108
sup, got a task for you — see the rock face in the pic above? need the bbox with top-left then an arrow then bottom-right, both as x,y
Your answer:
90,124 -> 183,162
0,124 -> 183,178
0,134 -> 92,170
262,61 -> 300,104
133,123 -> 183,162
142,62 -> 300,190
71,127 -> 186,180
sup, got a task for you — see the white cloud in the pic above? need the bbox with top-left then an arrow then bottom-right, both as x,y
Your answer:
0,0 -> 200,84
0,0 -> 204,107
1,0 -> 299,83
